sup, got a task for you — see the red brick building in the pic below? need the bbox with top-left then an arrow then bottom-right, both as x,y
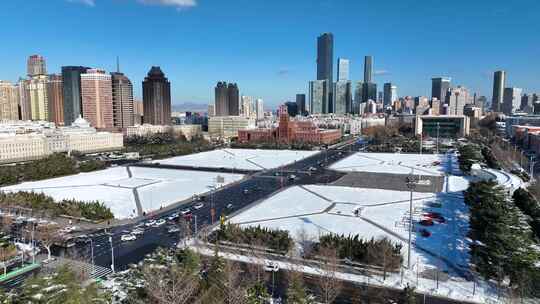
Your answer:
238,105 -> 341,145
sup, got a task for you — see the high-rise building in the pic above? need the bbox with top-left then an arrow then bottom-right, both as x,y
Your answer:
255,98 -> 264,120
228,83 -> 240,116
446,86 -> 470,116
81,69 -> 114,129
62,66 -> 89,126
46,74 -> 64,125
431,77 -> 451,104
362,82 -> 377,103
241,95 -> 254,117
333,81 -> 352,114
337,58 -> 350,81
133,100 -> 143,124
284,101 -> 299,117
142,66 -> 171,125
215,82 -> 229,116
492,71 -> 506,112
27,75 -> 49,121
207,104 -> 215,117
27,55 -> 47,77
296,94 -> 306,115
309,80 -> 330,114
383,83 -> 398,107
502,87 -> 523,115
0,81 -> 19,120
521,94 -> 534,112
17,79 -> 31,120
111,72 -> 134,128
364,56 -> 373,83
317,33 -> 333,85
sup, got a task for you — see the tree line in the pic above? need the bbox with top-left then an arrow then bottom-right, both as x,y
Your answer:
124,132 -> 212,160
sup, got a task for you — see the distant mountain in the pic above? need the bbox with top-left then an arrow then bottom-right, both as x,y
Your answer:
172,102 -> 209,113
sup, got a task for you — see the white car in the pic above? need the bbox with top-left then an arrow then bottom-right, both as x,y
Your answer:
167,226 -> 181,234
132,228 -> 144,236
167,213 -> 179,221
264,261 -> 279,272
144,220 -> 156,227
153,219 -> 166,227
193,203 -> 204,210
180,209 -> 191,215
121,234 -> 136,242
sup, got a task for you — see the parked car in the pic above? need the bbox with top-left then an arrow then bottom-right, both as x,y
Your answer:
226,203 -> 234,209
264,261 -> 279,272
121,234 -> 137,242
180,209 -> 191,215
193,203 -> 204,210
167,213 -> 179,221
153,219 -> 166,227
145,220 -> 156,227
167,226 -> 181,234
132,228 -> 144,236
288,174 -> 297,180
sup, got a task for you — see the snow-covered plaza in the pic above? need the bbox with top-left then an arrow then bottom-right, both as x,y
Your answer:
156,148 -> 319,171
330,152 -> 449,176
1,166 -> 244,219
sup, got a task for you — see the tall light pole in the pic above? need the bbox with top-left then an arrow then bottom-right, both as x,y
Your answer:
436,123 -> 440,154
89,238 -> 95,275
406,173 -> 417,270
109,236 -> 115,273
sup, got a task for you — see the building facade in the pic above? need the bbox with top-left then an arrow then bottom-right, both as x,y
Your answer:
414,115 -> 470,138
337,58 -> 349,81
431,77 -> 451,105
296,94 -> 306,115
27,55 -> 47,77
309,80 -> 329,114
317,33 -> 334,86
27,75 -> 49,121
208,116 -> 256,139
446,86 -> 470,116
227,83 -> 240,116
364,56 -> 373,83
333,81 -> 352,114
46,74 -> 64,126
214,81 -> 229,116
492,70 -> 506,112
111,72 -> 134,128
383,83 -> 397,107
255,99 -> 264,120
0,81 -> 19,121
142,66 -> 171,125
502,87 -> 523,115
81,69 -> 114,129
62,66 -> 89,126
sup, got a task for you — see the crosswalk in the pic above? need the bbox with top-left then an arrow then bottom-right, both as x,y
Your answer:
42,256 -> 112,281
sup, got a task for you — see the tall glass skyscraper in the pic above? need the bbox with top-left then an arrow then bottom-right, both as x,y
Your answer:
62,66 -> 89,126
317,33 -> 333,84
364,56 -> 373,83
492,70 -> 506,112
431,77 -> 451,103
337,58 -> 350,81
142,66 -> 171,125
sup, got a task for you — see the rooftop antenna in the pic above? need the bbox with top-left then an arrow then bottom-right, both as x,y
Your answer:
116,56 -> 120,73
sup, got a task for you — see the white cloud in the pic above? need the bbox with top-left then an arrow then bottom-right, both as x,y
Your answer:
374,70 -> 390,76
137,0 -> 197,10
67,0 -> 95,6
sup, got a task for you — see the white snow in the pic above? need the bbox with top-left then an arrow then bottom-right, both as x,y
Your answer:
330,152 -> 448,176
157,148 -> 319,171
1,167 -> 244,219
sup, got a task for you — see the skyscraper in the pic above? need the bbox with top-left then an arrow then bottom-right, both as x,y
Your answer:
364,56 -> 373,83
47,74 -> 64,125
17,79 -> 31,120
215,82 -> 229,116
309,80 -> 330,114
81,69 -> 113,129
255,98 -> 264,120
142,66 -> 171,125
502,87 -> 522,115
333,80 -> 352,114
446,86 -> 470,115
431,77 -> 451,104
296,94 -> 306,115
62,66 -> 89,126
317,33 -> 333,85
0,81 -> 19,120
362,82 -> 377,103
492,71 -> 506,112
383,83 -> 398,107
27,55 -> 47,77
241,96 -> 254,117
27,75 -> 49,121
111,72 -> 134,128
228,83 -> 240,116
337,58 -> 350,81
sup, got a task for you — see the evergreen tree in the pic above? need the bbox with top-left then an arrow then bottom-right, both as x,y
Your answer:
398,284 -> 416,304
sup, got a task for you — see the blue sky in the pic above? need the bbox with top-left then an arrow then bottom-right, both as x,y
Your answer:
1,0 -> 539,107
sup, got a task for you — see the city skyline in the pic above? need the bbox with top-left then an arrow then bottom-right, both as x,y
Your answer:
1,0 -> 539,107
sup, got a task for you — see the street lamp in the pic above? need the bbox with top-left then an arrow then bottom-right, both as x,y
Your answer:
109,235 -> 115,273
89,238 -> 95,275
405,173 -> 418,270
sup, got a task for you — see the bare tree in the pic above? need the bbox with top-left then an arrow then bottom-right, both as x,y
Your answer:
35,223 -> 62,261
315,247 -> 342,304
222,261 -> 248,304
296,227 -> 315,259
142,264 -> 199,304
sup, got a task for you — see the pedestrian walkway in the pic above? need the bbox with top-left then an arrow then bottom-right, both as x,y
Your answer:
41,256 -> 112,280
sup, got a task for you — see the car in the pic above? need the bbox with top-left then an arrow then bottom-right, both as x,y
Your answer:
144,220 -> 156,227
153,219 -> 166,227
167,213 -> 179,221
243,189 -> 250,194
308,167 -> 317,171
132,228 -> 144,236
180,209 -> 191,215
226,203 -> 234,209
134,223 -> 145,229
264,261 -> 279,272
288,174 -> 297,180
167,226 -> 181,234
121,234 -> 137,242
193,203 -> 204,210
